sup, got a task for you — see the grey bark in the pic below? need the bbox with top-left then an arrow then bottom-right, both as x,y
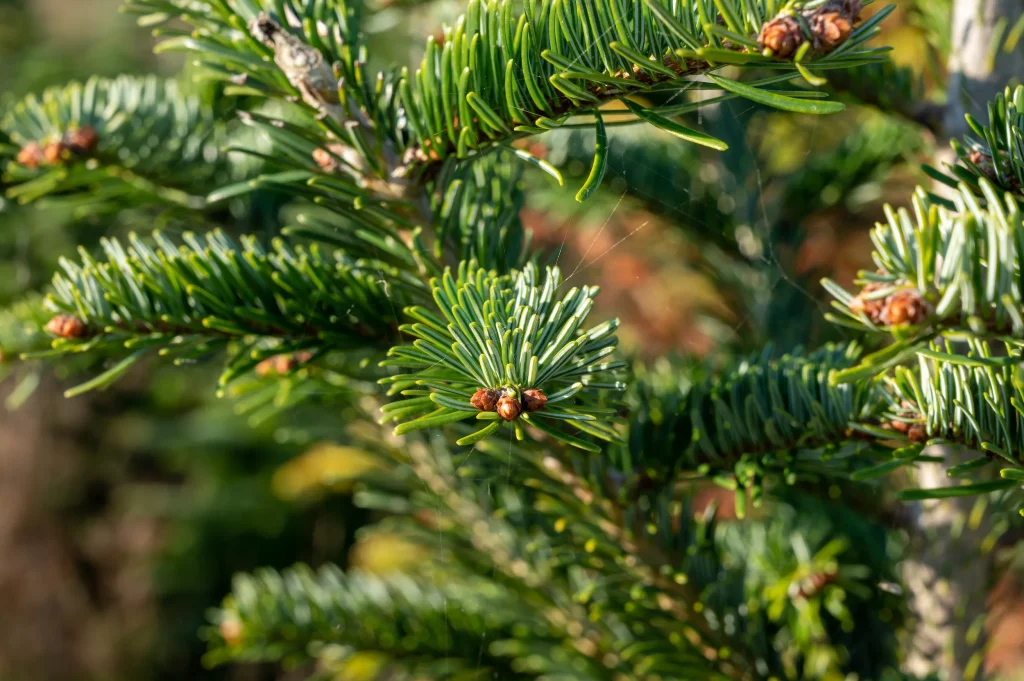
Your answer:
903,450 -> 995,681
905,2 -> 1024,678
942,0 -> 1024,141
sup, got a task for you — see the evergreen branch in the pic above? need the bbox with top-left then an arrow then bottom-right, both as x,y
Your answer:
883,341 -> 1024,504
680,343 -> 884,476
393,435 -> 749,680
274,148 -> 531,274
1,75 -> 246,211
125,0 -> 889,210
35,229 -> 424,393
613,343 -> 888,511
431,150 -> 531,271
378,260 -> 626,449
823,181 -> 1024,382
368,427 -> 906,680
313,417 -> 746,676
207,564 -> 540,677
925,85 -> 1024,200
126,0 -> 415,200
398,0 -> 885,167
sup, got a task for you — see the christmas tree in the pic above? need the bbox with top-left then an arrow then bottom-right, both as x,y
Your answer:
3,0 -> 1024,679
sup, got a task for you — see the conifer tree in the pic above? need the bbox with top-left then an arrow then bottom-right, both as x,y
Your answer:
3,0 -> 1024,679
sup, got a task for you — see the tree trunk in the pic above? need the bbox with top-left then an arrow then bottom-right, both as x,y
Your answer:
903,451 -> 995,681
942,0 -> 1024,142
905,3 -> 1024,679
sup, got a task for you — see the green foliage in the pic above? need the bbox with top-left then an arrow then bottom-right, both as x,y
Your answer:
391,0 -> 887,163
121,0 -> 887,217
380,260 -> 625,449
683,344 -> 877,476
208,564 -> 537,675
209,426 -> 911,681
927,85 -> 1024,201
205,424 -> 745,681
38,229 -> 423,395
824,181 -> 1024,383
885,340 -> 1024,504
1,75 -> 243,212
20,0 -> 1024,678
617,343 -> 890,515
717,492 -> 906,681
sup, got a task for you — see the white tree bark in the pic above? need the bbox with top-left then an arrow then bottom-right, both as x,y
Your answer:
906,3 -> 1024,678
903,451 -> 994,681
942,0 -> 1024,141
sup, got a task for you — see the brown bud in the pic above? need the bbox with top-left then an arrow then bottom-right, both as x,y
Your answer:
64,125 -> 99,155
219,618 -> 244,646
889,419 -> 911,434
43,141 -> 67,165
758,16 -> 804,58
471,388 -> 500,412
809,10 -> 853,52
968,150 -> 989,165
16,142 -> 44,169
255,357 -> 277,377
521,388 -> 548,413
760,0 -> 861,58
797,570 -> 837,599
496,393 -> 522,421
848,282 -> 888,323
45,314 -> 90,339
312,147 -> 338,172
907,423 -> 928,443
882,289 -> 929,326
255,351 -> 314,377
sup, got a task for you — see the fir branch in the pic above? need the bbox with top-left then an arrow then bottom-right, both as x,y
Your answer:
394,434 -> 750,680
207,564 -> 541,676
378,260 -> 626,449
925,85 -> 1024,200
824,181 -> 1024,382
307,421 -> 750,677
398,0 -> 886,167
675,343 -> 885,492
125,0 -> 890,211
1,75 -> 245,211
608,344 -> 890,511
882,339 -> 1024,504
35,229 -> 425,393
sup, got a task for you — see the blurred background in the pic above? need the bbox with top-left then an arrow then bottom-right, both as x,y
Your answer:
2,0 -> 1023,680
